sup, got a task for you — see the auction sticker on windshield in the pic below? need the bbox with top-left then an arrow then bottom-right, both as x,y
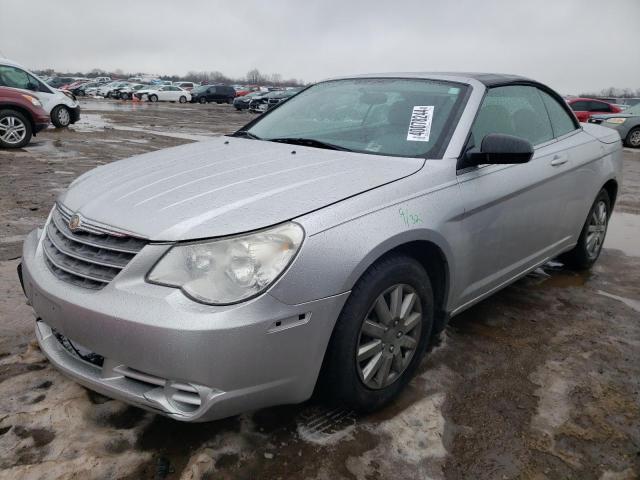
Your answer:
406,105 -> 434,142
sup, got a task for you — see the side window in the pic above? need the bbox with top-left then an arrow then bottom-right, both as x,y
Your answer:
589,101 -> 611,113
471,85 -> 553,147
0,65 -> 31,89
208,87 -> 217,94
569,101 -> 588,111
539,90 -> 577,138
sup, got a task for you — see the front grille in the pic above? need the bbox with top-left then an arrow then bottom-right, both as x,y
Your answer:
43,205 -> 147,290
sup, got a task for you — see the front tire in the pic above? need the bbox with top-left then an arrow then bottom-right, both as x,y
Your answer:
148,94 -> 158,103
179,96 -> 187,104
199,97 -> 207,104
560,189 -> 611,270
319,254 -> 434,412
0,109 -> 32,148
625,127 -> 640,148
51,105 -> 71,128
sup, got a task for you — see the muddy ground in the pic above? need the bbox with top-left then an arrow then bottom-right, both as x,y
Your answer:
0,99 -> 639,480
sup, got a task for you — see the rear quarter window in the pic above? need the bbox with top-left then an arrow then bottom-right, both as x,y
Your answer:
539,90 -> 578,138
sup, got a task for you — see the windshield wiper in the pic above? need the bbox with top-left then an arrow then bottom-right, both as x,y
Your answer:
233,130 -> 261,140
268,137 -> 352,151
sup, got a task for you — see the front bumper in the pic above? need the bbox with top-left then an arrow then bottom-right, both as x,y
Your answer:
21,228 -> 348,422
68,105 -> 81,124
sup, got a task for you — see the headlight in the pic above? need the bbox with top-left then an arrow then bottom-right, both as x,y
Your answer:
147,222 -> 304,305
605,118 -> 626,124
21,94 -> 42,107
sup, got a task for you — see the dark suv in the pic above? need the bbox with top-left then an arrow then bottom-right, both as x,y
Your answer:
190,85 -> 236,104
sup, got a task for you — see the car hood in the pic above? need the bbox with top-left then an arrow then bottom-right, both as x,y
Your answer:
590,113 -> 634,120
59,137 -> 424,241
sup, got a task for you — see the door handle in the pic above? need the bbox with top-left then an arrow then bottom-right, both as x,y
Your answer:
550,154 -> 568,167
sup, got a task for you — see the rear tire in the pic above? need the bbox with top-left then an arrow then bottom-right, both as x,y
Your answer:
51,105 -> 71,128
560,189 -> 611,270
319,254 -> 434,412
0,109 -> 32,148
199,97 -> 207,104
625,127 -> 640,148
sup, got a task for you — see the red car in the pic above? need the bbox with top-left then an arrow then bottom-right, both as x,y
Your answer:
566,97 -> 622,123
0,86 -> 50,148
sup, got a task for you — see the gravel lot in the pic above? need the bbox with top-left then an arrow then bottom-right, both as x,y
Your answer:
0,99 -> 639,480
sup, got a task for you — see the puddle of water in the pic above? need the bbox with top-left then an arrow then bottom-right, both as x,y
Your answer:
71,112 -> 217,141
71,113 -> 112,132
604,212 -> 640,257
115,125 -> 216,141
597,290 -> 640,313
71,113 -> 215,143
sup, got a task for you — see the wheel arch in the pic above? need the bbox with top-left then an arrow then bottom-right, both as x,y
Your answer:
0,105 -> 35,133
345,234 -> 452,336
602,178 -> 618,210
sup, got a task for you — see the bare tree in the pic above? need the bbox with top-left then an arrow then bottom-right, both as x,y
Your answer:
246,69 -> 262,84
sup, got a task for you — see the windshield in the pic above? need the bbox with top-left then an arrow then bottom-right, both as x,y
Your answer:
246,78 -> 468,157
624,104 -> 640,116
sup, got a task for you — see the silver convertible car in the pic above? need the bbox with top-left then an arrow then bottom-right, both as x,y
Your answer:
19,73 -> 622,422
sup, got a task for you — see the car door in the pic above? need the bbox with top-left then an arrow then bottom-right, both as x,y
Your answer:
589,100 -> 612,119
157,86 -> 170,101
569,100 -> 590,122
454,85 -> 576,308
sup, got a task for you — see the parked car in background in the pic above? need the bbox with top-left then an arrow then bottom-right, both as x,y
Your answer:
190,84 -> 236,104
0,86 -> 49,148
72,81 -> 100,96
47,76 -> 77,89
20,73 -> 622,422
234,85 -> 260,96
135,85 -> 191,103
94,76 -> 112,84
62,80 -> 90,92
566,97 -> 622,123
0,59 -> 80,128
233,91 -> 264,110
264,88 -> 302,111
174,82 -> 195,91
249,89 -> 300,113
83,84 -> 102,96
117,84 -> 146,100
589,102 -> 640,148
97,81 -> 130,98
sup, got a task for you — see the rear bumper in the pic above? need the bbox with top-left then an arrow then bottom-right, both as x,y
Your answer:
21,228 -> 348,422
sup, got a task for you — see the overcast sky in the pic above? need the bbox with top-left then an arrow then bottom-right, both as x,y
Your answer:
1,0 -> 638,94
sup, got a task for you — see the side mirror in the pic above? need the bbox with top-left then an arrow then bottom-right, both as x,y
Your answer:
465,133 -> 534,167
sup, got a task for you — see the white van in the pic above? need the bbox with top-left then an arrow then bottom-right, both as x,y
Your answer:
0,59 -> 80,128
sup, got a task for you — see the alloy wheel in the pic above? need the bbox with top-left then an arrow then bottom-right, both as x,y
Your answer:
356,284 -> 422,389
586,200 -> 607,258
57,108 -> 70,126
0,116 -> 27,145
629,129 -> 640,147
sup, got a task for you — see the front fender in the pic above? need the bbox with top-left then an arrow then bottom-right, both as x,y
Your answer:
268,181 -> 461,306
